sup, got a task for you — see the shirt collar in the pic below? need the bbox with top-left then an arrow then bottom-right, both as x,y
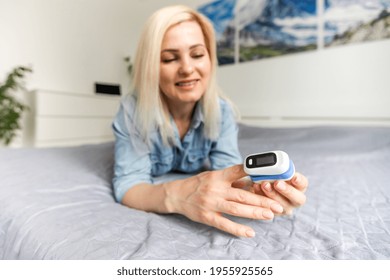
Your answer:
190,101 -> 204,129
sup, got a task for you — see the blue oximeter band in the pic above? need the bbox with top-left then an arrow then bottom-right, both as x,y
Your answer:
250,160 -> 295,182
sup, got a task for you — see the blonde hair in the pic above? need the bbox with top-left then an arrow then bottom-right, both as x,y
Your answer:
130,5 -> 232,145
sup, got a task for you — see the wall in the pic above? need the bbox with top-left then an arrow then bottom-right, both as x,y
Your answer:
1,0 -> 389,147
219,39 -> 390,126
1,0 -> 133,94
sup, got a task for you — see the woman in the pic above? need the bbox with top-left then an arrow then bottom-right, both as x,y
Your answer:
112,5 -> 308,238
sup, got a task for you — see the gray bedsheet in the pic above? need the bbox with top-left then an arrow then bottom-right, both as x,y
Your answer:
1,125 -> 390,259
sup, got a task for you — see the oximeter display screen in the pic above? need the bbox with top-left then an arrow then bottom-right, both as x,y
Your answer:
246,152 -> 277,168
256,154 -> 276,166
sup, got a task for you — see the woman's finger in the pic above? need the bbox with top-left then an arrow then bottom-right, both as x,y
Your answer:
260,182 -> 291,210
289,172 -> 309,192
200,212 -> 256,238
224,188 -> 284,214
218,200 -> 276,220
231,176 -> 252,189
221,164 -> 247,182
273,180 -> 307,207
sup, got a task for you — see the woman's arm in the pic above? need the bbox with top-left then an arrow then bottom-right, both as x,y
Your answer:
122,164 -> 284,238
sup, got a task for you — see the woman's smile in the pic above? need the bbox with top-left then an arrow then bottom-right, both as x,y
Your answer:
175,79 -> 200,89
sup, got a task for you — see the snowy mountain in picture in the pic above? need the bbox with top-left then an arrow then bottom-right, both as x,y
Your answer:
324,0 -> 390,46
199,0 -> 317,64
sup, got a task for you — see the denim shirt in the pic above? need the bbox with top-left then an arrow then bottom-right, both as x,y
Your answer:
112,95 -> 242,202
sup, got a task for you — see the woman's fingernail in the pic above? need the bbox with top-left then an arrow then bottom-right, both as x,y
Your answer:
271,204 -> 284,213
275,181 -> 286,191
263,182 -> 272,192
263,210 -> 274,219
246,229 -> 256,237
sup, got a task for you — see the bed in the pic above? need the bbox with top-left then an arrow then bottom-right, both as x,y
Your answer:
1,124 -> 390,260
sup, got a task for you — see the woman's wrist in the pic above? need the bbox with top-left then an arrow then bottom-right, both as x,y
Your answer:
161,181 -> 175,213
161,176 -> 194,214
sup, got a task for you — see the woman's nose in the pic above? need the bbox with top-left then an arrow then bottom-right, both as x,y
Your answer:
178,58 -> 194,75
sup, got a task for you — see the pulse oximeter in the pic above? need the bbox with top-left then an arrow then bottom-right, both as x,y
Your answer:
244,151 -> 295,183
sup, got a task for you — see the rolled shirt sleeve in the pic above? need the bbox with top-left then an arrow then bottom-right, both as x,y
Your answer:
112,97 -> 152,203
209,99 -> 242,170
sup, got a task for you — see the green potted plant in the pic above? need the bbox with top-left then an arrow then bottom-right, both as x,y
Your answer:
0,66 -> 32,146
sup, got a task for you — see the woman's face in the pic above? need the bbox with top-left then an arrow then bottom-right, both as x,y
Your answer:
159,20 -> 211,109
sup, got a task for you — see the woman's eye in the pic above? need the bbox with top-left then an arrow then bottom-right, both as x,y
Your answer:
193,53 -> 204,59
162,58 -> 176,63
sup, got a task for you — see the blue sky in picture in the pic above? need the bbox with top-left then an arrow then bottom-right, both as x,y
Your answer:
198,0 -> 236,37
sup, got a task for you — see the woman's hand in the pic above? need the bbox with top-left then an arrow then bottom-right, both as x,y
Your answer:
164,164 -> 284,238
252,173 -> 309,215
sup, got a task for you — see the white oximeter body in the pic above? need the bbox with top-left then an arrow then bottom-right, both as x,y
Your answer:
244,151 -> 295,183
